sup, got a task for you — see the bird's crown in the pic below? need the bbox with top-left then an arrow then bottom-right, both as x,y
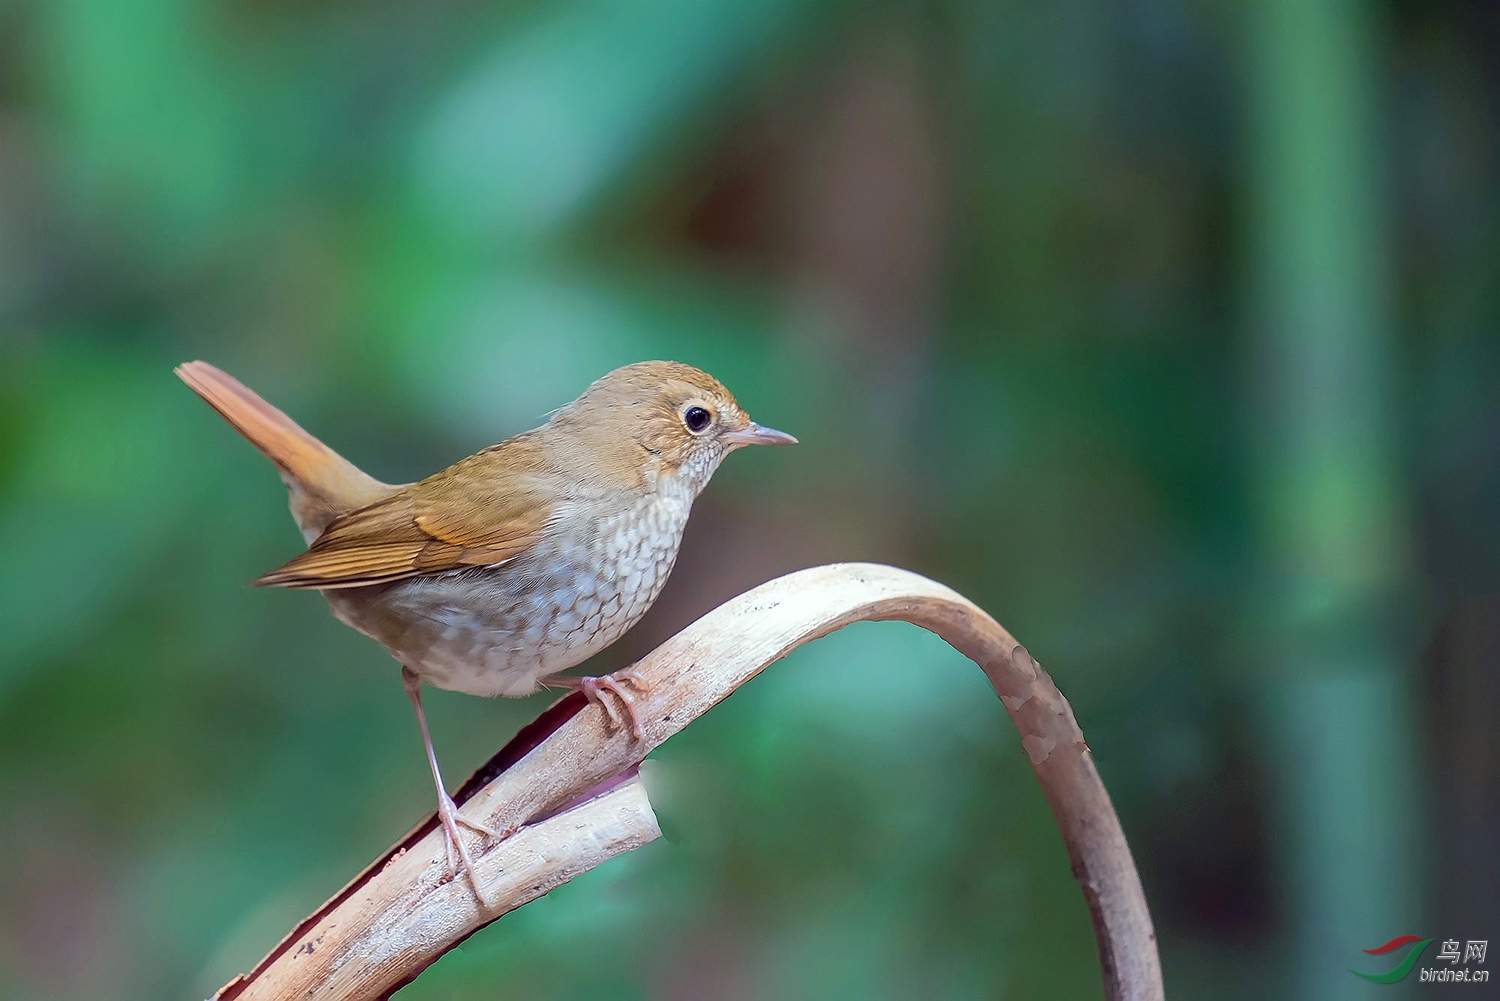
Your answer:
548,360 -> 792,490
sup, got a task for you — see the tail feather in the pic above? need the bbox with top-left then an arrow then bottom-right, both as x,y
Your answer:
176,361 -> 394,538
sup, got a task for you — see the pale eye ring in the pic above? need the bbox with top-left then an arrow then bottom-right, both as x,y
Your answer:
683,406 -> 712,433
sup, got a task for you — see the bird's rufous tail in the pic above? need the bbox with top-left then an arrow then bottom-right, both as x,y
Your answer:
175,361 -> 394,539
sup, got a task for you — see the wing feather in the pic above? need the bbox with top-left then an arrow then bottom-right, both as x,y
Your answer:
254,438 -> 555,589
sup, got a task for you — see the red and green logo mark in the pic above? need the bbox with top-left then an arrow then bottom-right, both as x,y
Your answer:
1349,936 -> 1434,984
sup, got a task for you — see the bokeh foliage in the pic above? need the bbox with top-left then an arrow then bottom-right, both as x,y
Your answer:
2,0 -> 1498,998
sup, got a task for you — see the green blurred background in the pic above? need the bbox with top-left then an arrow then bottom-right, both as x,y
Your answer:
1,0 -> 1497,998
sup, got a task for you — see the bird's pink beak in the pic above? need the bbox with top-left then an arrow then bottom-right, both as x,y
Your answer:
725,422 -> 798,447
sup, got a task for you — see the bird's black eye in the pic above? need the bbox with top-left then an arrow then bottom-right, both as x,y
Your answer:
684,406 -> 712,433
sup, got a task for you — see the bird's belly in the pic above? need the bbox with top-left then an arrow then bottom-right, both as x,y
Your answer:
323,508 -> 685,697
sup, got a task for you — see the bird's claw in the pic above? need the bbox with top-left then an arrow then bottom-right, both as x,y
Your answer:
436,789 -> 496,906
557,669 -> 649,739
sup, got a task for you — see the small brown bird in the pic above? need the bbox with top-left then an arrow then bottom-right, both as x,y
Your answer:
176,359 -> 795,895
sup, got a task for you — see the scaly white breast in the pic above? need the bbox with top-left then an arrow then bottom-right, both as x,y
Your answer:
324,484 -> 694,697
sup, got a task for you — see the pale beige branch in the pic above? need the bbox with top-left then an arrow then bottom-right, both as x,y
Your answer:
213,775 -> 660,1000
214,562 -> 1164,1001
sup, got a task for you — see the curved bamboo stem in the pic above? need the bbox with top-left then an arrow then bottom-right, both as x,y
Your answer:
213,562 -> 1163,1001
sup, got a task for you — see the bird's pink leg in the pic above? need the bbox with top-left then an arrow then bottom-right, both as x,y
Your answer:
549,668 -> 648,739
402,667 -> 497,905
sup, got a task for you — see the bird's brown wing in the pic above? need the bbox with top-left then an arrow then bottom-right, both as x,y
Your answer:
255,440 -> 556,589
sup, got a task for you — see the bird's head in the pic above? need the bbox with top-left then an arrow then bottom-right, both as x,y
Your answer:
553,360 -> 796,494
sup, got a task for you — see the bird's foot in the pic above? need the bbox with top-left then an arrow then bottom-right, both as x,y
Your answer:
553,668 -> 648,739
435,787 -> 498,906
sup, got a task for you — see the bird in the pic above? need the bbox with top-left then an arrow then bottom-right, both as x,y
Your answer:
175,359 -> 795,898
